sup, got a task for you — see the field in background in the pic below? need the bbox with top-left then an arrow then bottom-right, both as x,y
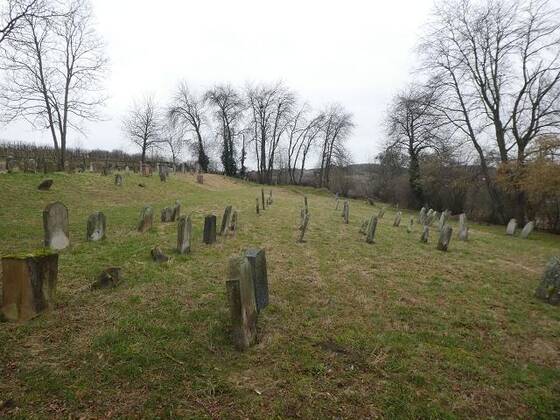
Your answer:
0,172 -> 559,418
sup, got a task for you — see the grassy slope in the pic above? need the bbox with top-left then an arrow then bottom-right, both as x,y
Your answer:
0,171 -> 559,419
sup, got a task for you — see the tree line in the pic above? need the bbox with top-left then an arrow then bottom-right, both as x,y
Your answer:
382,0 -> 560,228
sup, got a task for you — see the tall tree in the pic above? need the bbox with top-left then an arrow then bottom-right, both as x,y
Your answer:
0,0 -> 107,170
205,84 -> 244,176
168,82 -> 210,172
122,95 -> 162,165
0,0 -> 41,45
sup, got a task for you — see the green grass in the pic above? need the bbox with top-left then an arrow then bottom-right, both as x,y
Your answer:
0,171 -> 559,418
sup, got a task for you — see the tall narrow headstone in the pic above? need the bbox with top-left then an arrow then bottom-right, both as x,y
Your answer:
229,210 -> 238,234
393,211 -> 402,227
304,196 -> 309,215
437,225 -> 453,251
256,198 -> 260,214
203,215 -> 217,244
172,200 -> 181,221
420,225 -> 429,243
535,256 -> 560,305
419,207 -> 427,225
438,210 -> 449,231
246,248 -> 268,312
343,200 -> 349,224
43,202 -> 70,250
177,215 -> 192,254
335,198 -> 339,210
407,217 -> 414,233
219,205 -> 233,235
86,212 -> 106,241
261,188 -> 266,210
458,213 -> 468,241
366,216 -> 378,244
506,218 -> 517,235
520,221 -> 534,239
138,206 -> 153,232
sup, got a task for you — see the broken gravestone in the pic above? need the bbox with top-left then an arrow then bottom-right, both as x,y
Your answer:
43,202 -> 70,250
226,256 -> 257,351
1,251 -> 58,322
246,248 -> 268,313
366,215 -> 378,244
137,206 -> 153,232
38,179 -> 53,191
506,218 -> 517,235
437,225 -> 453,251
91,267 -> 121,290
151,246 -> 169,263
520,221 -> 534,239
203,215 -> 217,244
535,256 -> 560,305
219,205 -> 233,236
86,211 -> 106,241
177,215 -> 192,254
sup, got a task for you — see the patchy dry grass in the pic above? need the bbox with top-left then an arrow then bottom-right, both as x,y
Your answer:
0,171 -> 559,418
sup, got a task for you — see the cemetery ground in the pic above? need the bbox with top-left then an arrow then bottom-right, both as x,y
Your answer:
0,172 -> 559,419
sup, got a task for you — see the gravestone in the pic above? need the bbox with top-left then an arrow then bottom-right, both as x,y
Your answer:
420,225 -> 429,243
535,256 -> 560,305
203,215 -> 217,244
43,202 -> 70,250
6,156 -> 18,173
196,174 -> 204,184
256,198 -> 260,214
261,188 -> 266,210
115,174 -> 123,186
520,221 -> 534,239
393,211 -> 402,227
304,196 -> 309,215
161,207 -> 174,222
159,171 -> 167,182
298,212 -> 310,242
151,246 -> 169,262
378,207 -> 385,219
458,213 -> 468,241
226,256 -> 257,351
246,248 -> 268,312
219,205 -> 233,235
366,215 -> 378,244
177,215 -> 192,254
1,252 -> 58,322
438,210 -> 450,231
91,267 -> 121,290
172,200 -> 181,221
437,225 -> 453,251
25,158 -> 37,173
38,179 -> 53,191
359,219 -> 369,234
137,206 -> 153,232
269,190 -> 273,205
419,207 -> 427,224
407,217 -> 414,233
343,200 -> 349,224
229,210 -> 238,234
506,218 -> 517,235
86,212 -> 106,241
335,198 -> 339,211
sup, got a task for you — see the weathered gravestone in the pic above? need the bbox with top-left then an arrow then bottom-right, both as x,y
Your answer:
1,252 -> 58,322
438,210 -> 450,231
246,248 -> 268,312
256,198 -> 260,214
86,212 -> 106,241
226,256 -> 257,351
229,210 -> 238,235
437,225 -> 453,251
137,206 -> 153,232
196,174 -> 204,184
520,221 -> 534,239
299,212 -> 310,243
419,207 -> 427,225
458,213 -> 469,241
407,217 -> 414,233
261,188 -> 266,210
420,225 -> 429,243
219,205 -> 233,235
159,171 -> 167,182
426,209 -> 435,226
393,211 -> 402,227
151,246 -> 169,262
506,218 -> 517,235
335,198 -> 340,211
378,207 -> 385,219
161,207 -> 174,222
172,200 -> 181,221
43,202 -> 70,250
115,174 -> 123,186
203,215 -> 217,244
177,215 -> 192,254
91,267 -> 121,290
359,218 -> 369,234
37,179 -> 53,191
535,256 -> 560,305
303,196 -> 309,215
366,215 -> 378,244
25,158 -> 37,173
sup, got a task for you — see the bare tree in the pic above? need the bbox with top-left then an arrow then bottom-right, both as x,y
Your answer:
0,0 -> 41,45
0,0 -> 107,170
420,0 -> 560,221
122,95 -> 162,165
205,84 -> 244,176
318,104 -> 354,188
246,81 -> 296,184
161,121 -> 186,167
168,82 -> 210,172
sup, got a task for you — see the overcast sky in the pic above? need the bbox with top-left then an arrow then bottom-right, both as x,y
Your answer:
1,0 -> 435,165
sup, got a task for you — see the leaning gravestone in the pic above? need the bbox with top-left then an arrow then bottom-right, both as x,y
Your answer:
246,248 -> 268,313
177,215 -> 192,254
437,225 -> 453,251
219,205 -> 233,235
506,218 -> 517,235
226,256 -> 257,351
298,212 -> 310,243
366,215 -> 378,244
535,256 -> 560,305
86,211 -> 106,241
203,215 -> 217,244
520,221 -> 534,239
43,202 -> 70,250
1,251 -> 58,322
393,211 -> 402,227
420,225 -> 429,243
38,179 -> 53,191
161,207 -> 174,222
115,174 -> 123,186
137,206 -> 153,232
419,207 -> 427,224
91,267 -> 121,290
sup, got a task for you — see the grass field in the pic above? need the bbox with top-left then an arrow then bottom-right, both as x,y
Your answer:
0,171 -> 559,418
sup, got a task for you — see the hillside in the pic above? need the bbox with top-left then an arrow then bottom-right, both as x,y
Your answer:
0,171 -> 559,418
